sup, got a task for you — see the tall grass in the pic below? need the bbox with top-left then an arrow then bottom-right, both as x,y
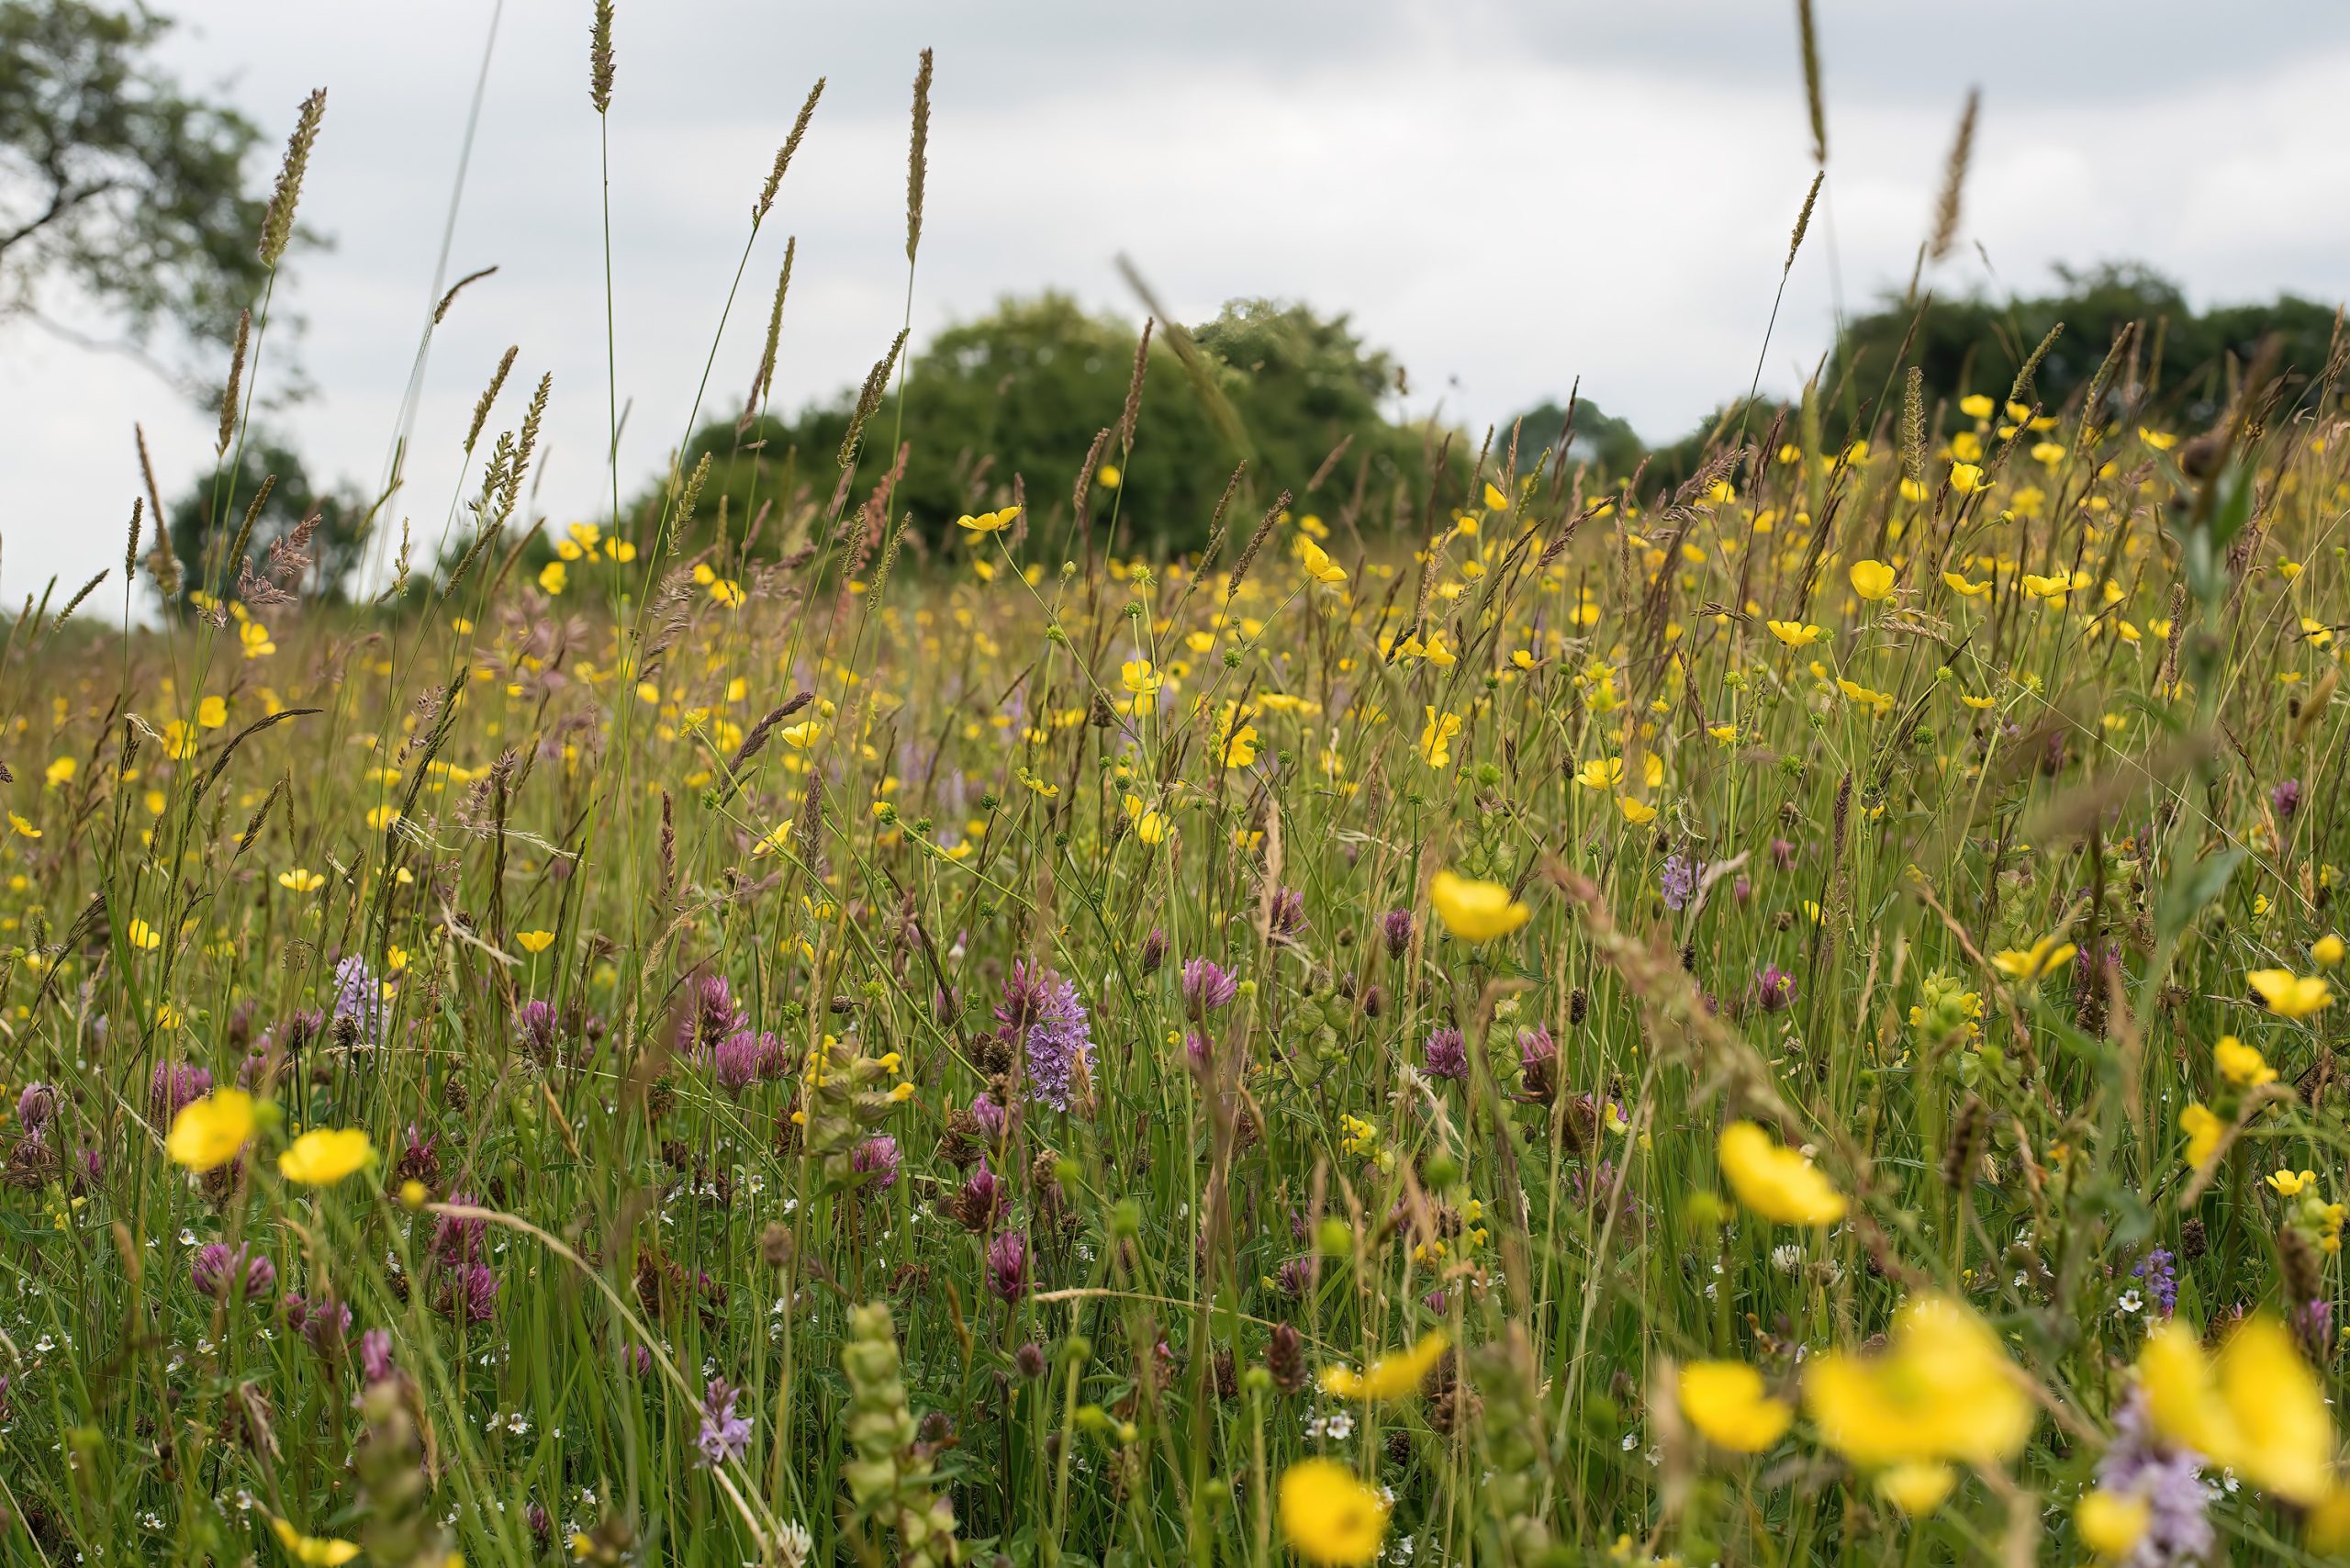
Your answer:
5,17 -> 2350,1568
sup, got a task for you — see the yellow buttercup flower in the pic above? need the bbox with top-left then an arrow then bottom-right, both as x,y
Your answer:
1299,538 -> 1348,586
1428,869 -> 1530,944
1848,559 -> 1896,600
1990,935 -> 2076,980
278,1127 -> 375,1187
278,868 -> 325,894
2139,1316 -> 2333,1505
955,505 -> 1022,534
2315,934 -> 2346,969
1279,1459 -> 1388,1566
1804,1294 -> 2032,1467
270,1518 -> 361,1566
2178,1102 -> 2223,1170
1765,620 -> 1826,648
2268,1169 -> 2317,1197
2076,1489 -> 2150,1561
1319,1331 -> 1447,1400
2249,968 -> 2333,1020
1574,756 -> 1625,790
2213,1036 -> 2276,1088
1874,1462 -> 1956,1518
517,929 -> 555,954
1949,462 -> 1986,494
9,812 -> 39,839
1616,794 -> 1658,826
166,1089 -> 257,1172
129,916 -> 162,949
1942,571 -> 1990,598
538,559 -> 567,596
1676,1360 -> 1792,1453
1718,1121 -> 1845,1226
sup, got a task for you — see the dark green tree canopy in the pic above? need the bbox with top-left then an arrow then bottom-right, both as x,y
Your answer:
1510,263 -> 2343,495
0,0 -> 284,372
660,292 -> 1443,558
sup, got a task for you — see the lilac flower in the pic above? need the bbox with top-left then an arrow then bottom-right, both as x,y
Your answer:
696,1378 -> 753,1468
1139,926 -> 1169,974
968,1093 -> 1010,1140
683,973 -> 746,1055
1660,852 -> 1701,913
1275,1256 -> 1315,1298
853,1135 -> 901,1191
192,1242 -> 274,1301
1753,965 -> 1796,1013
150,1062 -> 213,1123
1269,887 -> 1308,935
1422,1027 -> 1469,1081
1181,958 -> 1238,1017
2132,1249 -> 2177,1316
331,955 -> 386,1050
711,1032 -> 762,1098
287,1294 -> 352,1354
753,1031 -> 791,1081
359,1327 -> 397,1383
1002,964 -> 1095,1112
2090,1390 -> 2214,1567
516,1000 -> 561,1057
435,1195 -> 486,1265
955,1160 -> 1004,1233
1183,1030 -> 1212,1074
441,1262 -> 499,1324
987,1230 -> 1032,1303
16,1081 -> 56,1135
1769,837 -> 1796,872
1516,1025 -> 1557,1103
1382,909 -> 1415,959
2273,778 -> 2304,819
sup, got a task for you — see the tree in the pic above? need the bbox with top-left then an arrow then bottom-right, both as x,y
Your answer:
0,0 -> 290,379
657,292 -> 1446,560
1832,263 -> 2342,434
168,437 -> 364,610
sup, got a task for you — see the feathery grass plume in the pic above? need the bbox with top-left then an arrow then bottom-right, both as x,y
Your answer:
1796,0 -> 1827,166
1225,489 -> 1292,604
2008,322 -> 2064,409
588,0 -> 616,114
235,777 -> 285,855
1196,460 -> 1247,569
668,451 -> 713,548
1900,365 -> 1927,483
1927,88 -> 1978,263
1941,1092 -> 1986,1190
135,421 -> 166,522
1073,427 -> 1111,525
223,474 -> 278,597
755,79 -> 825,226
496,374 -> 552,523
905,49 -> 933,266
839,330 -> 910,472
744,238 -> 796,420
465,346 -> 518,455
1785,171 -> 1822,274
217,308 -> 251,458
123,498 -> 143,578
432,263 -> 498,325
1119,318 -> 1154,453
257,88 -> 327,267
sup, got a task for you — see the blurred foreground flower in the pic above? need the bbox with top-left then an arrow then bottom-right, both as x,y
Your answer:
1428,869 -> 1528,944
1280,1458 -> 1388,1566
1718,1121 -> 1845,1226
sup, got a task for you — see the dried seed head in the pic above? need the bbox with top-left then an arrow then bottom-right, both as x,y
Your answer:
755,79 -> 825,226
905,49 -> 933,266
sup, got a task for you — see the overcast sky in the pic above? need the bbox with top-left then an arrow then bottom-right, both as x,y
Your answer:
6,0 -> 2349,607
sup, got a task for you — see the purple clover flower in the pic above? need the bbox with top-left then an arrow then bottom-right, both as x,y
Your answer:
1422,1026 -> 1469,1081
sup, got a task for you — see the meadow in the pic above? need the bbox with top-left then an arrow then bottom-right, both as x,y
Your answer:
8,17 -> 2350,1568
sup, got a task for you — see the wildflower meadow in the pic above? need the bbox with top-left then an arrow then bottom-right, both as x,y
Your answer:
9,6 -> 2350,1567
